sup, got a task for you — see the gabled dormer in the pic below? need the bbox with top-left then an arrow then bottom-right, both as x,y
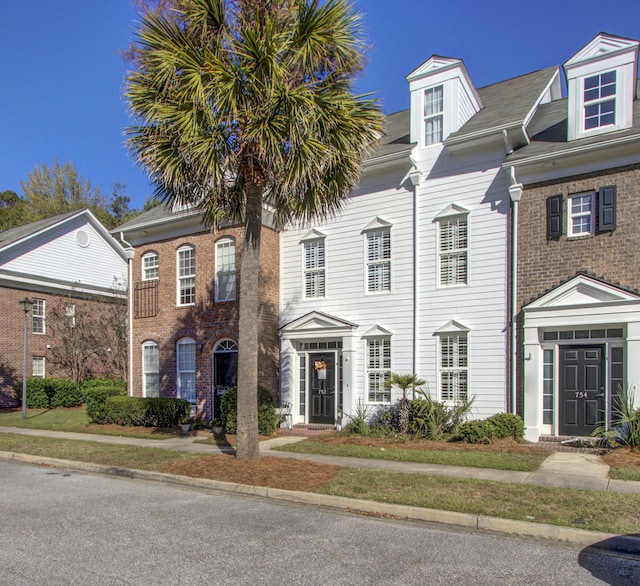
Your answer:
406,56 -> 482,149
564,33 -> 639,141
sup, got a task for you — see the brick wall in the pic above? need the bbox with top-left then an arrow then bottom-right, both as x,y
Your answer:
514,163 -> 640,411
0,286 -> 124,406
130,223 -> 280,418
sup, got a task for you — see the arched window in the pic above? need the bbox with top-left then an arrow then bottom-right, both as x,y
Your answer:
142,340 -> 159,398
215,237 -> 236,302
176,337 -> 196,402
177,245 -> 196,305
142,251 -> 159,280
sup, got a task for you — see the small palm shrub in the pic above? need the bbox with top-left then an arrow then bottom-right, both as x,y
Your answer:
594,385 -> 640,449
343,400 -> 374,435
409,393 -> 474,440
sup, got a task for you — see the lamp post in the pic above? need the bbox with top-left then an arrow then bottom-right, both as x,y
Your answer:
19,297 -> 34,420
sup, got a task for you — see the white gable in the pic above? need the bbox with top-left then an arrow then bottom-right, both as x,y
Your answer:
434,320 -> 470,334
525,275 -> 640,310
565,33 -> 640,68
280,311 -> 357,334
362,324 -> 392,338
0,212 -> 128,295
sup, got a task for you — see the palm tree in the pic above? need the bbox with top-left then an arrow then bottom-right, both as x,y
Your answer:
125,0 -> 383,459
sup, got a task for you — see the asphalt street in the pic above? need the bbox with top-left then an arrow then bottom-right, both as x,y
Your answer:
1,460 -> 638,585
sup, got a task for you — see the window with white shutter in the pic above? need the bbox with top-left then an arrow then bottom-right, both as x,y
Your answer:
439,333 -> 468,401
366,229 -> 391,293
439,215 -> 468,286
304,238 -> 325,298
367,338 -> 391,403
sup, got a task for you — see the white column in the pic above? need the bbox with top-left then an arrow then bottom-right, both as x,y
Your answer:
523,323 -> 543,442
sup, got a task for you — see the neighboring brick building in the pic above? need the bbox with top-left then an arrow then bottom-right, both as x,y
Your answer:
0,210 -> 130,406
504,33 -> 640,441
114,205 -> 279,419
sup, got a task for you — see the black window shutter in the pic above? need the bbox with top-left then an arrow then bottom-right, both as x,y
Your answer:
597,185 -> 616,232
546,194 -> 563,239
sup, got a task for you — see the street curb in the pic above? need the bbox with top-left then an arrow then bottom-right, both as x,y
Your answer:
3,450 -> 639,553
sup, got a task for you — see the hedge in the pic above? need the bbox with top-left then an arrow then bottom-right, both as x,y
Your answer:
102,396 -> 190,427
13,378 -> 83,409
84,385 -> 128,424
458,413 -> 525,444
220,387 -> 279,436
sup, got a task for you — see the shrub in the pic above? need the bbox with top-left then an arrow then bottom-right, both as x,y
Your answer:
83,378 -> 127,392
343,401 -> 374,435
372,403 -> 400,431
487,413 -> 525,441
220,387 -> 279,436
145,398 -> 191,427
594,386 -> 640,449
457,419 -> 497,444
85,385 -> 128,424
104,396 -> 148,426
13,378 -> 82,409
408,394 -> 474,440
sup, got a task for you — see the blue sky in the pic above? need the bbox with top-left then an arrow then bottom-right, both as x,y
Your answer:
2,1 -> 640,211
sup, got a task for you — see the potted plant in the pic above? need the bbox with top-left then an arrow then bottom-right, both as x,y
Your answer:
212,418 -> 224,435
179,415 -> 193,434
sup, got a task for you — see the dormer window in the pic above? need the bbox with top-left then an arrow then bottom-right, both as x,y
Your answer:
424,85 -> 444,145
584,71 -> 616,130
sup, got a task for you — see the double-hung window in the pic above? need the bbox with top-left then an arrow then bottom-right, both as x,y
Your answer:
367,338 -> 391,403
568,193 -> 594,236
424,85 -> 444,146
584,71 -> 616,130
215,238 -> 236,302
143,341 -> 160,398
177,246 -> 196,305
366,229 -> 391,293
32,356 -> 45,378
176,338 -> 196,402
439,215 -> 468,286
32,298 -> 45,334
440,333 -> 468,402
64,303 -> 76,328
304,238 -> 325,298
142,252 -> 159,280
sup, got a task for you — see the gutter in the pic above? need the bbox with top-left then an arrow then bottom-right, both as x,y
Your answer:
120,232 -> 136,398
507,169 -> 523,415
409,163 -> 422,380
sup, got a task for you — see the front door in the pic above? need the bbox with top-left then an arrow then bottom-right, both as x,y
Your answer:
309,352 -> 335,424
559,345 -> 605,436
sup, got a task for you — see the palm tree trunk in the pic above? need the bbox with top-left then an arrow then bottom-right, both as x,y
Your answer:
235,167 -> 263,460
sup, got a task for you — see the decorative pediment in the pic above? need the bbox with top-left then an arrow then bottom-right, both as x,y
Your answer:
362,325 -> 392,338
280,311 -> 357,333
434,203 -> 470,219
434,320 -> 470,334
564,33 -> 639,68
299,228 -> 326,243
525,275 -> 640,310
406,55 -> 465,82
361,217 -> 392,233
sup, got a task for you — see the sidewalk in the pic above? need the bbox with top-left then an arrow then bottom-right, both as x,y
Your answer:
3,425 -> 640,550
2,425 -> 639,494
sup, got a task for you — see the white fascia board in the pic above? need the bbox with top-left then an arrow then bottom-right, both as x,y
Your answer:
0,272 -> 125,299
522,69 -> 562,128
502,133 -> 640,176
363,148 -> 413,169
523,300 -> 640,330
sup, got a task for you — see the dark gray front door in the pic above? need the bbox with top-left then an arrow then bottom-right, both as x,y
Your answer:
559,345 -> 605,436
309,352 -> 335,424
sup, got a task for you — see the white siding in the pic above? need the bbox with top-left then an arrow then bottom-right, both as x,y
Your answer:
1,215 -> 127,291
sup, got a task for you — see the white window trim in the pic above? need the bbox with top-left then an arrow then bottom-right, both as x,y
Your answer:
583,71 -> 616,132
215,238 -> 236,302
438,332 -> 468,403
364,227 -> 392,294
424,84 -> 444,147
176,337 -> 196,402
142,251 -> 159,281
32,356 -> 45,378
302,238 -> 326,299
32,298 -> 45,335
366,337 -> 392,404
437,213 -> 469,288
142,340 -> 160,398
567,192 -> 595,237
64,303 -> 76,328
177,245 -> 196,306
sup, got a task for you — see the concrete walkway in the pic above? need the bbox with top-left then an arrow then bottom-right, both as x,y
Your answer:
2,426 -> 639,494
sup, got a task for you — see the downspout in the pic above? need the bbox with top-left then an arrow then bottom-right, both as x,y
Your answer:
507,168 -> 523,414
120,232 -> 135,397
409,164 -> 422,392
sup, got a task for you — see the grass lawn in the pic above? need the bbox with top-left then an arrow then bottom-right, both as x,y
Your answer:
602,448 -> 640,481
0,407 -> 177,439
1,432 -> 639,534
274,435 -> 550,472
